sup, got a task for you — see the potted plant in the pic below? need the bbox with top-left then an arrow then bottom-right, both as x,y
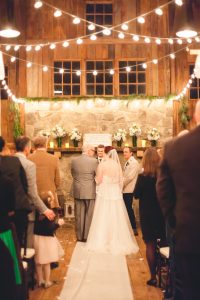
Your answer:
129,124 -> 142,147
113,129 -> 127,147
51,125 -> 67,148
69,128 -> 82,147
147,127 -> 160,147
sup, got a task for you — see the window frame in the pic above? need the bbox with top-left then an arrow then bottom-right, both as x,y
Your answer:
189,64 -> 200,100
0,66 -> 8,100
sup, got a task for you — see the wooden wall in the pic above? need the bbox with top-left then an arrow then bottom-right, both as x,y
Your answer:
0,0 -> 200,141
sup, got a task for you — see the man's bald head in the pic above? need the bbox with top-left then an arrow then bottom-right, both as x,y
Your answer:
194,100 -> 200,125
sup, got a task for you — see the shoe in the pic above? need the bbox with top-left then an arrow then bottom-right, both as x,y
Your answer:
133,229 -> 138,236
38,281 -> 45,288
44,281 -> 54,289
146,278 -> 157,286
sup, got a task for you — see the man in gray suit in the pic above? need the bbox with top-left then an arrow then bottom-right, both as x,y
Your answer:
15,136 -> 55,246
71,144 -> 98,242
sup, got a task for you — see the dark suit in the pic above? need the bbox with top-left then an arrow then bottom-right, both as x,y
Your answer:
156,125 -> 200,300
0,156 -> 31,246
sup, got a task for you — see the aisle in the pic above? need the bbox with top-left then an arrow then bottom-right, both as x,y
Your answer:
59,242 -> 133,300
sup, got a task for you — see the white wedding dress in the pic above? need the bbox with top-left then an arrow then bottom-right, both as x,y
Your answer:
86,150 -> 139,255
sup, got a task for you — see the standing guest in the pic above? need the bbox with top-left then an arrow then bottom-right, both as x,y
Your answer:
133,148 -> 166,286
156,100 -> 200,300
29,135 -> 61,210
71,144 -> 98,242
0,136 -> 31,246
96,144 -> 105,163
14,136 -> 55,246
123,146 -> 140,236
0,160 -> 23,299
34,197 -> 64,289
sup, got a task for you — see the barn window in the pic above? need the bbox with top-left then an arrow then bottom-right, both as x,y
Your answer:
0,67 -> 8,100
189,64 -> 200,99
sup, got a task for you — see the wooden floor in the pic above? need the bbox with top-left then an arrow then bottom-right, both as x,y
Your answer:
29,221 -> 163,300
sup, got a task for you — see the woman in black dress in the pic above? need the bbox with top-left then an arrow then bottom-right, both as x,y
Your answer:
133,148 -> 166,286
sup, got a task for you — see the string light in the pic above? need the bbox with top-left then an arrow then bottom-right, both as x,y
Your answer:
14,45 -> 20,51
175,0 -> 183,6
132,35 -> 139,41
195,37 -> 200,42
156,38 -> 161,44
49,43 -> 56,49
153,59 -> 158,64
90,34 -> 97,41
27,62 -> 32,68
118,32 -> 125,39
43,66 -> 48,72
76,38 -> 83,45
73,17 -> 81,24
5,45 -> 11,51
54,9 -> 62,17
170,53 -> 175,59
76,70 -> 81,76
93,70 -> 98,76
109,69 -> 115,75
10,57 -> 16,62
121,23 -> 129,31
62,41 -> 69,47
35,45 -> 41,51
168,38 -> 174,44
137,16 -> 145,24
144,37 -> 151,43
142,63 -> 147,69
155,8 -> 163,16
59,68 -> 64,74
126,66 -> 131,72
186,47 -> 189,52
177,39 -> 183,44
26,45 -> 32,51
102,28 -> 111,36
187,38 -> 192,44
34,0 -> 43,9
88,23 -> 95,31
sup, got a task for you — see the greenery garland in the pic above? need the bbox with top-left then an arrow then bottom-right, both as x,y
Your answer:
9,102 -> 24,138
179,98 -> 191,129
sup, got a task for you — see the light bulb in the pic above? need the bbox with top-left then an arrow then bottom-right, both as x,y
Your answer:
88,23 -> 95,31
93,70 -> 98,76
5,45 -> 11,51
34,0 -> 43,9
109,69 -> 115,75
35,45 -> 41,51
156,38 -> 161,44
153,59 -> 158,64
144,37 -> 151,43
1,80 -> 6,85
14,45 -> 20,51
76,70 -> 81,76
76,38 -> 83,44
168,38 -> 174,44
54,9 -> 62,17
177,39 -> 183,44
186,47 -> 189,52
187,38 -> 192,44
126,66 -> 131,72
11,57 -> 16,62
142,63 -> 147,69
191,74 -> 195,79
26,45 -> 32,51
121,23 -> 129,31
132,35 -> 139,41
59,68 -> 64,74
90,34 -> 97,41
155,8 -> 163,16
63,41 -> 69,47
137,16 -> 145,24
189,79 -> 192,84
170,53 -> 175,59
50,43 -> 56,49
175,0 -> 183,6
43,66 -> 48,72
118,32 -> 125,39
195,37 -> 200,42
102,28 -> 111,36
186,83 -> 190,88
73,17 -> 81,24
27,62 -> 32,68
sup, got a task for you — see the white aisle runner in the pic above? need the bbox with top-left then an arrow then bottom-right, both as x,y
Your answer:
59,242 -> 134,300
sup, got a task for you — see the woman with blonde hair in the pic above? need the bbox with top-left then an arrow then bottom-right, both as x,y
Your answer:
133,147 -> 166,286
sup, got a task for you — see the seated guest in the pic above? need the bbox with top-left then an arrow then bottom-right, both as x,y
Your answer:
133,148 -> 166,286
14,136 -> 55,247
0,136 -> 31,246
29,135 -> 61,211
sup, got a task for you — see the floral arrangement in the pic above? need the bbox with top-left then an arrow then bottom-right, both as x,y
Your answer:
51,125 -> 67,138
69,128 -> 82,141
129,124 -> 142,137
113,129 -> 127,142
147,127 -> 160,141
39,129 -> 51,137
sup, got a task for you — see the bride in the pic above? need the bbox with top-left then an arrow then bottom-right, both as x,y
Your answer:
86,146 -> 139,255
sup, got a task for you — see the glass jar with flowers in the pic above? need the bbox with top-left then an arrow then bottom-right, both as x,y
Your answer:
113,129 -> 127,147
69,128 -> 82,147
129,124 -> 142,147
147,127 -> 160,147
51,125 -> 67,148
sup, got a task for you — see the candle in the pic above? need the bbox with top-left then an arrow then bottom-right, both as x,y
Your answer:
141,140 -> 146,147
124,143 -> 129,146
49,141 -> 54,148
65,142 -> 69,148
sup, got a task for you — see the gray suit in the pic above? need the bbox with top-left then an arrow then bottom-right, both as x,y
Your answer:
71,154 -> 98,241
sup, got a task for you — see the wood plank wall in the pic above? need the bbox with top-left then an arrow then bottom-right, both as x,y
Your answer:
0,0 -> 200,141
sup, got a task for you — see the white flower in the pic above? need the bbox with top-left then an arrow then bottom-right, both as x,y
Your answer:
113,129 -> 127,142
69,128 -> 82,141
51,125 -> 67,138
129,124 -> 142,137
147,127 -> 160,141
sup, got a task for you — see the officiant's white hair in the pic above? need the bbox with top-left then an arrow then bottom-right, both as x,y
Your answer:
82,144 -> 95,154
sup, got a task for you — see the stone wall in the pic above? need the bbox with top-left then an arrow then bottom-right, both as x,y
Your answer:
25,99 -> 173,199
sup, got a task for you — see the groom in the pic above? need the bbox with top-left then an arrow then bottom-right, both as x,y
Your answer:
71,145 -> 98,242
